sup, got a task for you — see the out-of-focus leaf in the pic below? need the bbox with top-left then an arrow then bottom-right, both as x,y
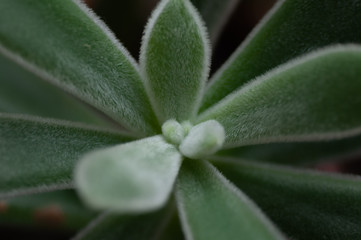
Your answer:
216,159 -> 361,239
72,203 -> 173,240
140,0 -> 210,123
198,46 -> 361,148
0,114 -> 133,199
157,206 -> 184,240
201,0 -> 361,111
0,190 -> 96,231
75,136 -> 182,213
0,0 -> 158,136
176,160 -> 285,240
0,52 -> 108,126
191,0 -> 240,44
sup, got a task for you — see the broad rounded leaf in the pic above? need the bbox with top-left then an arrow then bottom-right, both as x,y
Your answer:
198,46 -> 361,147
75,136 -> 182,213
176,160 -> 285,240
0,0 -> 158,136
140,0 -> 210,122
201,0 -> 361,111
216,159 -> 361,240
0,114 -> 133,199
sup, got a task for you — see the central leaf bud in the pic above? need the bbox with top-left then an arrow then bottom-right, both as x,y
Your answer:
161,119 -> 188,145
162,119 -> 225,159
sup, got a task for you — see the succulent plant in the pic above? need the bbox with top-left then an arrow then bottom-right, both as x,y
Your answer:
1,0 -> 361,239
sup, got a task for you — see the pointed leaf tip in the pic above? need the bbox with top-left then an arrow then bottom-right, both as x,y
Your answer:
140,0 -> 210,122
75,136 -> 182,213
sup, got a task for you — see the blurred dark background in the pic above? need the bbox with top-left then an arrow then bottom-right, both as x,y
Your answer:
85,0 -> 276,75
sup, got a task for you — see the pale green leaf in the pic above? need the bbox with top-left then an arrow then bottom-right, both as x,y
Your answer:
140,0 -> 210,122
0,190 -> 96,231
201,0 -> 361,111
0,114 -> 133,199
179,120 -> 225,159
73,203 -> 173,240
198,46 -> 361,147
162,119 -> 186,145
215,159 -> 361,240
75,136 -> 182,213
0,52 -> 108,126
0,0 -> 158,136
176,160 -> 285,240
217,133 -> 361,166
191,0 -> 240,44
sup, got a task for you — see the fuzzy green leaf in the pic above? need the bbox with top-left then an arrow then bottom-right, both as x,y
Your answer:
0,0 -> 158,136
73,204 -> 172,240
162,119 -> 186,145
0,52 -> 107,126
201,0 -> 361,111
179,120 -> 225,159
0,114 -> 133,199
75,136 -> 182,213
140,0 -> 210,123
216,159 -> 361,240
199,46 -> 361,147
0,190 -> 96,231
191,0 -> 240,44
217,133 -> 361,166
176,160 -> 284,240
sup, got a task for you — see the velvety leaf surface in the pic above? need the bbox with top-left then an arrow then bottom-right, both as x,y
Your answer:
75,136 -> 182,213
0,0 -> 158,136
140,0 -> 210,122
215,159 -> 361,240
201,0 -> 361,111
191,0 -> 240,44
176,160 -> 284,240
73,204 -> 172,240
179,120 -> 225,159
0,190 -> 96,231
217,133 -> 361,166
198,46 -> 361,147
0,114 -> 133,198
0,52 -> 107,126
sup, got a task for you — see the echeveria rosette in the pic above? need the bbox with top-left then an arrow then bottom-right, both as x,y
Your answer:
1,0 -> 361,239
